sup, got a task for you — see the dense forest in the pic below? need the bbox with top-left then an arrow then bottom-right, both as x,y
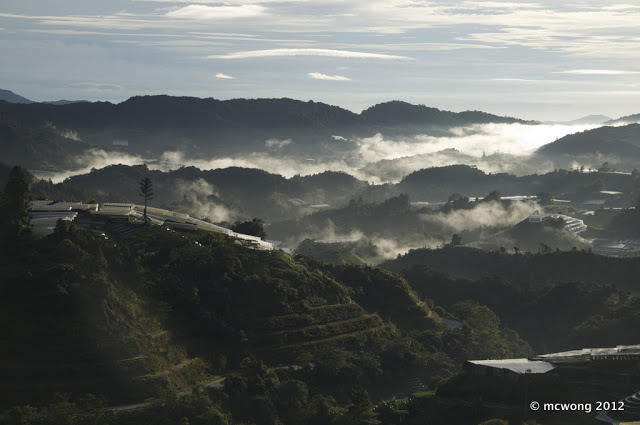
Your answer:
1,162 -> 639,425
2,92 -> 640,425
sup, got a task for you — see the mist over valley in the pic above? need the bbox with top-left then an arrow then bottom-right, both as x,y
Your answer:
3,91 -> 640,425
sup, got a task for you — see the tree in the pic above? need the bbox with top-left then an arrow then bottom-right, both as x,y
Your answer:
341,386 -> 380,425
231,218 -> 267,239
483,190 -> 501,203
0,165 -> 31,238
451,233 -> 463,246
536,192 -> 552,206
139,177 -> 154,223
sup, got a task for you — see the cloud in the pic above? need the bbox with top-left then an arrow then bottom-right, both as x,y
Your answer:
208,48 -> 412,60
137,0 -> 299,2
265,138 -> 292,149
423,201 -> 537,234
65,82 -> 125,91
308,72 -> 351,81
165,5 -> 266,20
215,72 -> 236,79
30,149 -> 145,184
492,78 -> 545,82
553,69 -> 640,75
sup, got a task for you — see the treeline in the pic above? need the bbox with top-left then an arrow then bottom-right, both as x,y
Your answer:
0,97 -> 529,158
396,264 -> 640,353
381,245 -> 640,292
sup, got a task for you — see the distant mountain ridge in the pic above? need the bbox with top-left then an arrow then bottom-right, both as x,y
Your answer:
360,100 -> 533,126
0,93 -> 538,161
536,123 -> 640,157
0,88 -> 88,105
545,115 -> 612,125
0,94 -> 531,130
606,113 -> 640,125
0,89 -> 33,104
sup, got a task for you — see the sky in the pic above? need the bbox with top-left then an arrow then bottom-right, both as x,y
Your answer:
1,0 -> 639,121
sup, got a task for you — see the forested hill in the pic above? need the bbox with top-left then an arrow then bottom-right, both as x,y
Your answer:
394,164 -> 636,201
31,164 -> 369,222
0,114 -> 94,170
535,123 -> 640,158
360,101 -> 530,126
26,163 -> 638,223
0,96 -> 530,131
0,96 -> 531,156
380,245 -> 640,292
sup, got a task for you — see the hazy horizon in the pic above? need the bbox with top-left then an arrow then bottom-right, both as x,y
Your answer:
2,0 -> 640,122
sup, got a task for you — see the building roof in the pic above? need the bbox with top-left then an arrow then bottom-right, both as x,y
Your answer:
467,359 -> 555,374
531,344 -> 640,363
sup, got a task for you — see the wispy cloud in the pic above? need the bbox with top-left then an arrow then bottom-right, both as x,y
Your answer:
208,48 -> 412,59
554,69 -> 640,75
308,72 -> 350,81
492,78 -> 542,82
137,0 -> 299,2
65,82 -> 125,91
215,72 -> 236,79
165,5 -> 266,20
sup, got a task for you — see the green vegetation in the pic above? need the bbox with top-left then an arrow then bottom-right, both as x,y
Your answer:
381,245 -> 640,292
231,218 -> 267,239
0,165 -> 32,241
1,193 -> 537,425
294,239 -> 380,265
139,177 -> 154,223
388,263 -> 640,352
0,114 -> 94,170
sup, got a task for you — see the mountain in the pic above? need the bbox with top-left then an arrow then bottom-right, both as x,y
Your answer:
567,114 -> 612,125
0,89 -> 33,104
545,115 -> 612,125
380,245 -> 640,293
359,101 -> 532,126
606,113 -> 640,125
30,164 -> 369,222
0,96 -> 534,159
43,99 -> 90,105
536,123 -> 640,158
0,114 -> 93,170
0,89 -> 87,105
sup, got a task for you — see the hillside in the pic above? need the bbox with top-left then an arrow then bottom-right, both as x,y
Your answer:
491,217 -> 589,252
380,245 -> 640,292
606,113 -> 640,125
0,114 -> 94,170
0,96 -> 533,159
3,164 -> 640,425
1,214 -> 454,408
392,164 -> 636,202
0,89 -> 33,104
392,265 -> 640,353
359,101 -> 531,136
0,223 -> 202,407
535,123 -> 640,158
37,164 -> 368,222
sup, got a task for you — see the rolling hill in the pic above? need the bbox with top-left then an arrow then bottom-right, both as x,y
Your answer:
0,95 -> 534,160
535,123 -> 640,160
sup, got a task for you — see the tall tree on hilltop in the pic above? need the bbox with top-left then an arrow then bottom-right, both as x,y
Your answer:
139,177 -> 153,223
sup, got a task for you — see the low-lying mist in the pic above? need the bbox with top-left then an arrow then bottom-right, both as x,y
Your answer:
273,200 -> 539,263
34,122 -> 604,185
168,178 -> 234,223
